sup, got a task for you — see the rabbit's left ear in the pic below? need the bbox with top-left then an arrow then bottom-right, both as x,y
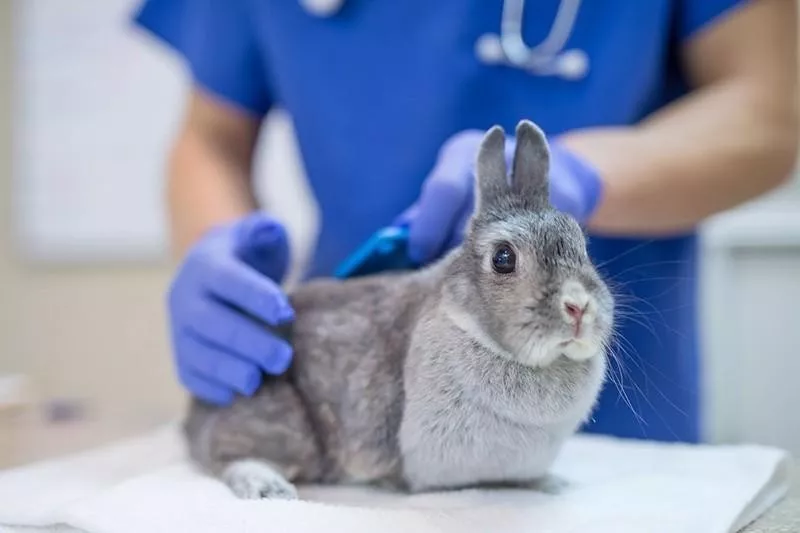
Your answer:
474,125 -> 510,210
511,120 -> 550,209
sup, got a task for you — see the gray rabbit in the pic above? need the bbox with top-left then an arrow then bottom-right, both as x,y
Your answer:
183,120 -> 614,500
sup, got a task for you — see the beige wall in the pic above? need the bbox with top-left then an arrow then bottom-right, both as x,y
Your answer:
0,2 -> 184,429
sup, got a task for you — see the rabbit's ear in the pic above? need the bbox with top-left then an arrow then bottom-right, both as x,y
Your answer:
511,120 -> 550,209
475,125 -> 509,209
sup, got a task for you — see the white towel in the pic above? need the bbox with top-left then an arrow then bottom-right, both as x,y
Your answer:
0,423 -> 792,533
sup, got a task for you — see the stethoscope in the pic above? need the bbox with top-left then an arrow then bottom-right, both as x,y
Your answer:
298,0 -> 589,80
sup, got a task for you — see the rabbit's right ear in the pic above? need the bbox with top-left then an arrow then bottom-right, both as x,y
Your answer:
474,125 -> 509,210
511,120 -> 550,209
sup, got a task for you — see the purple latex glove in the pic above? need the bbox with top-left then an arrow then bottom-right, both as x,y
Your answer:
397,129 -> 603,264
166,212 -> 295,406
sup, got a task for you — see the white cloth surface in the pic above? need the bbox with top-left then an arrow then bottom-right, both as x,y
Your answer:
0,424 -> 792,533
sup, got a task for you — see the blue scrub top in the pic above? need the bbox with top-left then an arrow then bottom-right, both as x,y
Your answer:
133,0 -> 748,443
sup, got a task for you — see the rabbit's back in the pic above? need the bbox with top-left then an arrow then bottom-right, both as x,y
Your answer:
286,271 -> 434,484
183,269 -> 437,487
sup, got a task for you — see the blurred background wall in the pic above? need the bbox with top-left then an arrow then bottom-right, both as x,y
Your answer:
0,0 -> 319,459
0,0 -> 798,463
0,1 -> 182,433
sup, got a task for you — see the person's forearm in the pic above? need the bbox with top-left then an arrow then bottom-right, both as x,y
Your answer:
558,0 -> 798,237
167,129 -> 258,257
560,80 -> 798,236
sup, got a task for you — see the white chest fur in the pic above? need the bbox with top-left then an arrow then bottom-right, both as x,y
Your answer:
398,303 -> 605,493
398,394 -> 570,492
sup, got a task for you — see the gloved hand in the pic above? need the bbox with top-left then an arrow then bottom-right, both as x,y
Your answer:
167,212 -> 295,406
397,129 -> 603,264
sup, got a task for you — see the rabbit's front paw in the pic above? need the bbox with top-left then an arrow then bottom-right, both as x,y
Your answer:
523,473 -> 569,495
222,459 -> 298,500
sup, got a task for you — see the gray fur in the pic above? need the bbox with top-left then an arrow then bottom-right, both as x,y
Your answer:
183,120 -> 615,498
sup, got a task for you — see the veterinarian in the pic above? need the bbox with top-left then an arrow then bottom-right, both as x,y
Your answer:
134,0 -> 798,443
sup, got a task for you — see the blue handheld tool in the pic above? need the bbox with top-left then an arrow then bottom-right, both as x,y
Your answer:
334,225 -> 419,279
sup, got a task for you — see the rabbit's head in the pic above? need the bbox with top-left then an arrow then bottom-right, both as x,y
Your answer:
445,120 -> 614,368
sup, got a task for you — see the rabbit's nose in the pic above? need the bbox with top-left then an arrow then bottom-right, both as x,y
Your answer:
563,300 -> 588,336
560,281 -> 590,337
564,301 -> 586,323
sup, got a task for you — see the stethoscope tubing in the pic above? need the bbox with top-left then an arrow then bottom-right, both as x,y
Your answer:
298,0 -> 588,80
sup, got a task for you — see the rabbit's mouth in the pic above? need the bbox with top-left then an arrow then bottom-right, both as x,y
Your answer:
557,337 -> 601,362
515,335 -> 602,368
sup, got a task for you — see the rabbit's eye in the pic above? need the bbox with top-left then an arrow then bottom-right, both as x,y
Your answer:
492,245 -> 516,274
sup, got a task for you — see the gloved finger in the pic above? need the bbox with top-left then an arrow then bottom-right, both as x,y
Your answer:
178,368 -> 235,406
545,140 -> 601,222
178,333 -> 263,396
407,176 -> 471,264
392,203 -> 418,228
203,255 -> 295,326
187,299 -> 293,375
234,212 -> 290,283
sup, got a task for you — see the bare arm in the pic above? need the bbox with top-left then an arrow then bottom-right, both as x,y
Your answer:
167,89 -> 263,256
561,0 -> 799,236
